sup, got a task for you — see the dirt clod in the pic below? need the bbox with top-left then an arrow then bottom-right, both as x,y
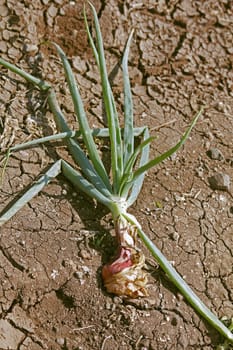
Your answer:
207,148 -> 224,161
208,172 -> 231,191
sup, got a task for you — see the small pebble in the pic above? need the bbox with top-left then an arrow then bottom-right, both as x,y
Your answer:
79,249 -> 91,260
24,44 -> 38,53
170,231 -> 179,241
208,173 -> 231,191
56,337 -> 65,346
206,148 -> 224,160
177,293 -> 184,302
47,4 -> 58,17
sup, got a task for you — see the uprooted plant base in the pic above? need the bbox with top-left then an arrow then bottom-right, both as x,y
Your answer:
102,218 -> 148,298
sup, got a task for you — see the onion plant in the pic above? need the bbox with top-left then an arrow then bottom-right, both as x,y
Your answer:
0,2 -> 232,346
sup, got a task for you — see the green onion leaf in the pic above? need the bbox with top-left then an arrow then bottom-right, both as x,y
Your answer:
122,29 -> 135,167
129,109 -> 202,187
120,134 -> 155,197
126,127 -> 150,207
53,43 -> 112,192
61,160 -> 113,209
87,2 -> 123,193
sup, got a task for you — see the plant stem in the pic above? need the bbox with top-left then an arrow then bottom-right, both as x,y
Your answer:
124,213 -> 233,343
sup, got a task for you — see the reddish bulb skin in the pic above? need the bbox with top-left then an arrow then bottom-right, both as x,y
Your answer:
102,218 -> 148,298
102,247 -> 133,279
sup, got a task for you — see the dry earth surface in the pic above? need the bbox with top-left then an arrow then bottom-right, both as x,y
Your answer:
0,0 -> 233,349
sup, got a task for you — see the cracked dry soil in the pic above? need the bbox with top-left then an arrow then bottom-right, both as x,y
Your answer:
0,1 -> 233,349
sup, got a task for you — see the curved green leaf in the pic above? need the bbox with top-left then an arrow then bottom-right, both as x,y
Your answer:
119,134 -> 154,197
87,2 -> 123,193
122,29 -> 135,167
130,109 -> 203,187
126,127 -> 150,207
53,43 -> 112,192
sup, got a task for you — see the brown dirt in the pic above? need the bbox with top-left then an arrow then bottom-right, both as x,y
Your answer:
0,1 -> 233,349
